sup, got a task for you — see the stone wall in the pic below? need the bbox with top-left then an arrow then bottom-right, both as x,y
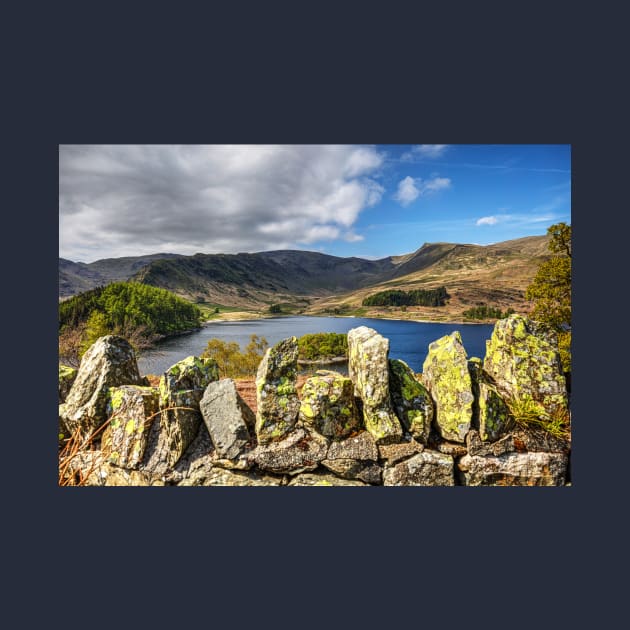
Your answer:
59,315 -> 571,487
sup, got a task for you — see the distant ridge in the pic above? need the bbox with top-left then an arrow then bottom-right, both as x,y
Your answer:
59,235 -> 551,316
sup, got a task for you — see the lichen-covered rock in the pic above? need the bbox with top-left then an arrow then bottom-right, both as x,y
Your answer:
383,450 -> 454,486
468,358 -> 511,442
389,359 -> 433,443
163,425 -> 215,485
422,331 -> 473,443
251,426 -> 329,474
347,326 -> 403,444
466,427 -> 570,457
321,460 -> 382,484
377,440 -> 424,466
326,431 -> 378,461
288,473 -> 368,486
58,365 -> 77,403
483,314 -> 568,418
178,468 -> 282,487
101,385 -> 159,468
435,441 -> 468,457
200,379 -> 254,459
60,336 -> 144,438
457,452 -> 568,486
142,356 -> 219,472
322,430 -> 381,483
64,451 -> 164,486
255,337 -> 301,444
299,370 -> 362,440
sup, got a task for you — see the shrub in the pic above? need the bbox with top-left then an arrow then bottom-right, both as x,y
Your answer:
201,334 -> 269,378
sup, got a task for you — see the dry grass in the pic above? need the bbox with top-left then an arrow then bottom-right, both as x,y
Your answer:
58,404 -> 196,486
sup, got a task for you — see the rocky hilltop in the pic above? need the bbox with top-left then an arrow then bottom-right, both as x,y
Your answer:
58,314 -> 570,486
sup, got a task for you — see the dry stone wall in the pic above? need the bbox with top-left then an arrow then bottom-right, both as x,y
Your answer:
59,315 -> 571,487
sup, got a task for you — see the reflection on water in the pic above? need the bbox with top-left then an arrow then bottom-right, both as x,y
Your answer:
138,316 -> 494,376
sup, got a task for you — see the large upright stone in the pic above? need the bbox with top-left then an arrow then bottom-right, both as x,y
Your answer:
255,337 -> 301,444
143,356 -> 219,471
200,379 -> 253,459
483,314 -> 568,418
347,326 -> 402,444
101,385 -> 160,468
468,357 -> 511,442
422,331 -> 473,443
388,359 -> 433,444
299,370 -> 362,440
60,335 -> 144,438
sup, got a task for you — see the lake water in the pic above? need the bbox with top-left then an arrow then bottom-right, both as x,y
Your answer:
137,316 -> 495,376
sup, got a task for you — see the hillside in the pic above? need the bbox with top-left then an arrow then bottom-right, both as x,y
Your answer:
305,235 -> 551,321
59,253 -> 182,299
59,234 -> 551,320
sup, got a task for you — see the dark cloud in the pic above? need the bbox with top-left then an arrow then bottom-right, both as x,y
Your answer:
59,145 -> 385,261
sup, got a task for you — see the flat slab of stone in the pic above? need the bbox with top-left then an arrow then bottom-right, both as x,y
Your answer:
377,441 -> 424,466
383,450 -> 455,486
251,427 -> 329,475
178,468 -> 283,486
457,452 -> 568,486
288,473 -> 368,487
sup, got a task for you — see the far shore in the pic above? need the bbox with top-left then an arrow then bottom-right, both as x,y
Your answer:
203,311 -> 500,327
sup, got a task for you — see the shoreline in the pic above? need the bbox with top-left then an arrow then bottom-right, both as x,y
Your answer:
203,312 -> 499,327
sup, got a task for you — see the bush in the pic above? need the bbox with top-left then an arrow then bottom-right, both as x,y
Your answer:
298,333 -> 348,360
462,304 -> 514,320
201,334 -> 269,378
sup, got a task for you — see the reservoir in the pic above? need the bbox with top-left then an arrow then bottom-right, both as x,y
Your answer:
137,316 -> 495,376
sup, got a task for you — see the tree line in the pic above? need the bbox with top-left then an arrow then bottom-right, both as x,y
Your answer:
59,282 -> 202,364
462,304 -> 515,320
362,286 -> 449,307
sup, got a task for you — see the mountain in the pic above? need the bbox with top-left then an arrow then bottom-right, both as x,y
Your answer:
305,235 -> 551,320
59,253 -> 182,299
59,235 -> 551,317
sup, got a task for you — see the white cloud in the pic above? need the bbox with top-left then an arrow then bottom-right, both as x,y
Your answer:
343,231 -> 364,242
476,216 -> 500,226
422,176 -> 451,192
412,144 -> 448,157
394,175 -> 452,206
59,145 -> 386,261
394,176 -> 420,206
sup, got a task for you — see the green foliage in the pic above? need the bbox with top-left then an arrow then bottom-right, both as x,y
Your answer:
362,287 -> 449,307
506,395 -> 570,439
268,304 -> 282,313
525,222 -> 571,372
59,282 -> 202,336
463,304 -> 515,320
297,333 -> 348,360
59,282 -> 202,363
201,334 -> 269,378
80,310 -> 110,356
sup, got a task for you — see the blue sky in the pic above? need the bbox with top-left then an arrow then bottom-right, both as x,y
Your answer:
59,144 -> 570,262
326,144 -> 571,258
